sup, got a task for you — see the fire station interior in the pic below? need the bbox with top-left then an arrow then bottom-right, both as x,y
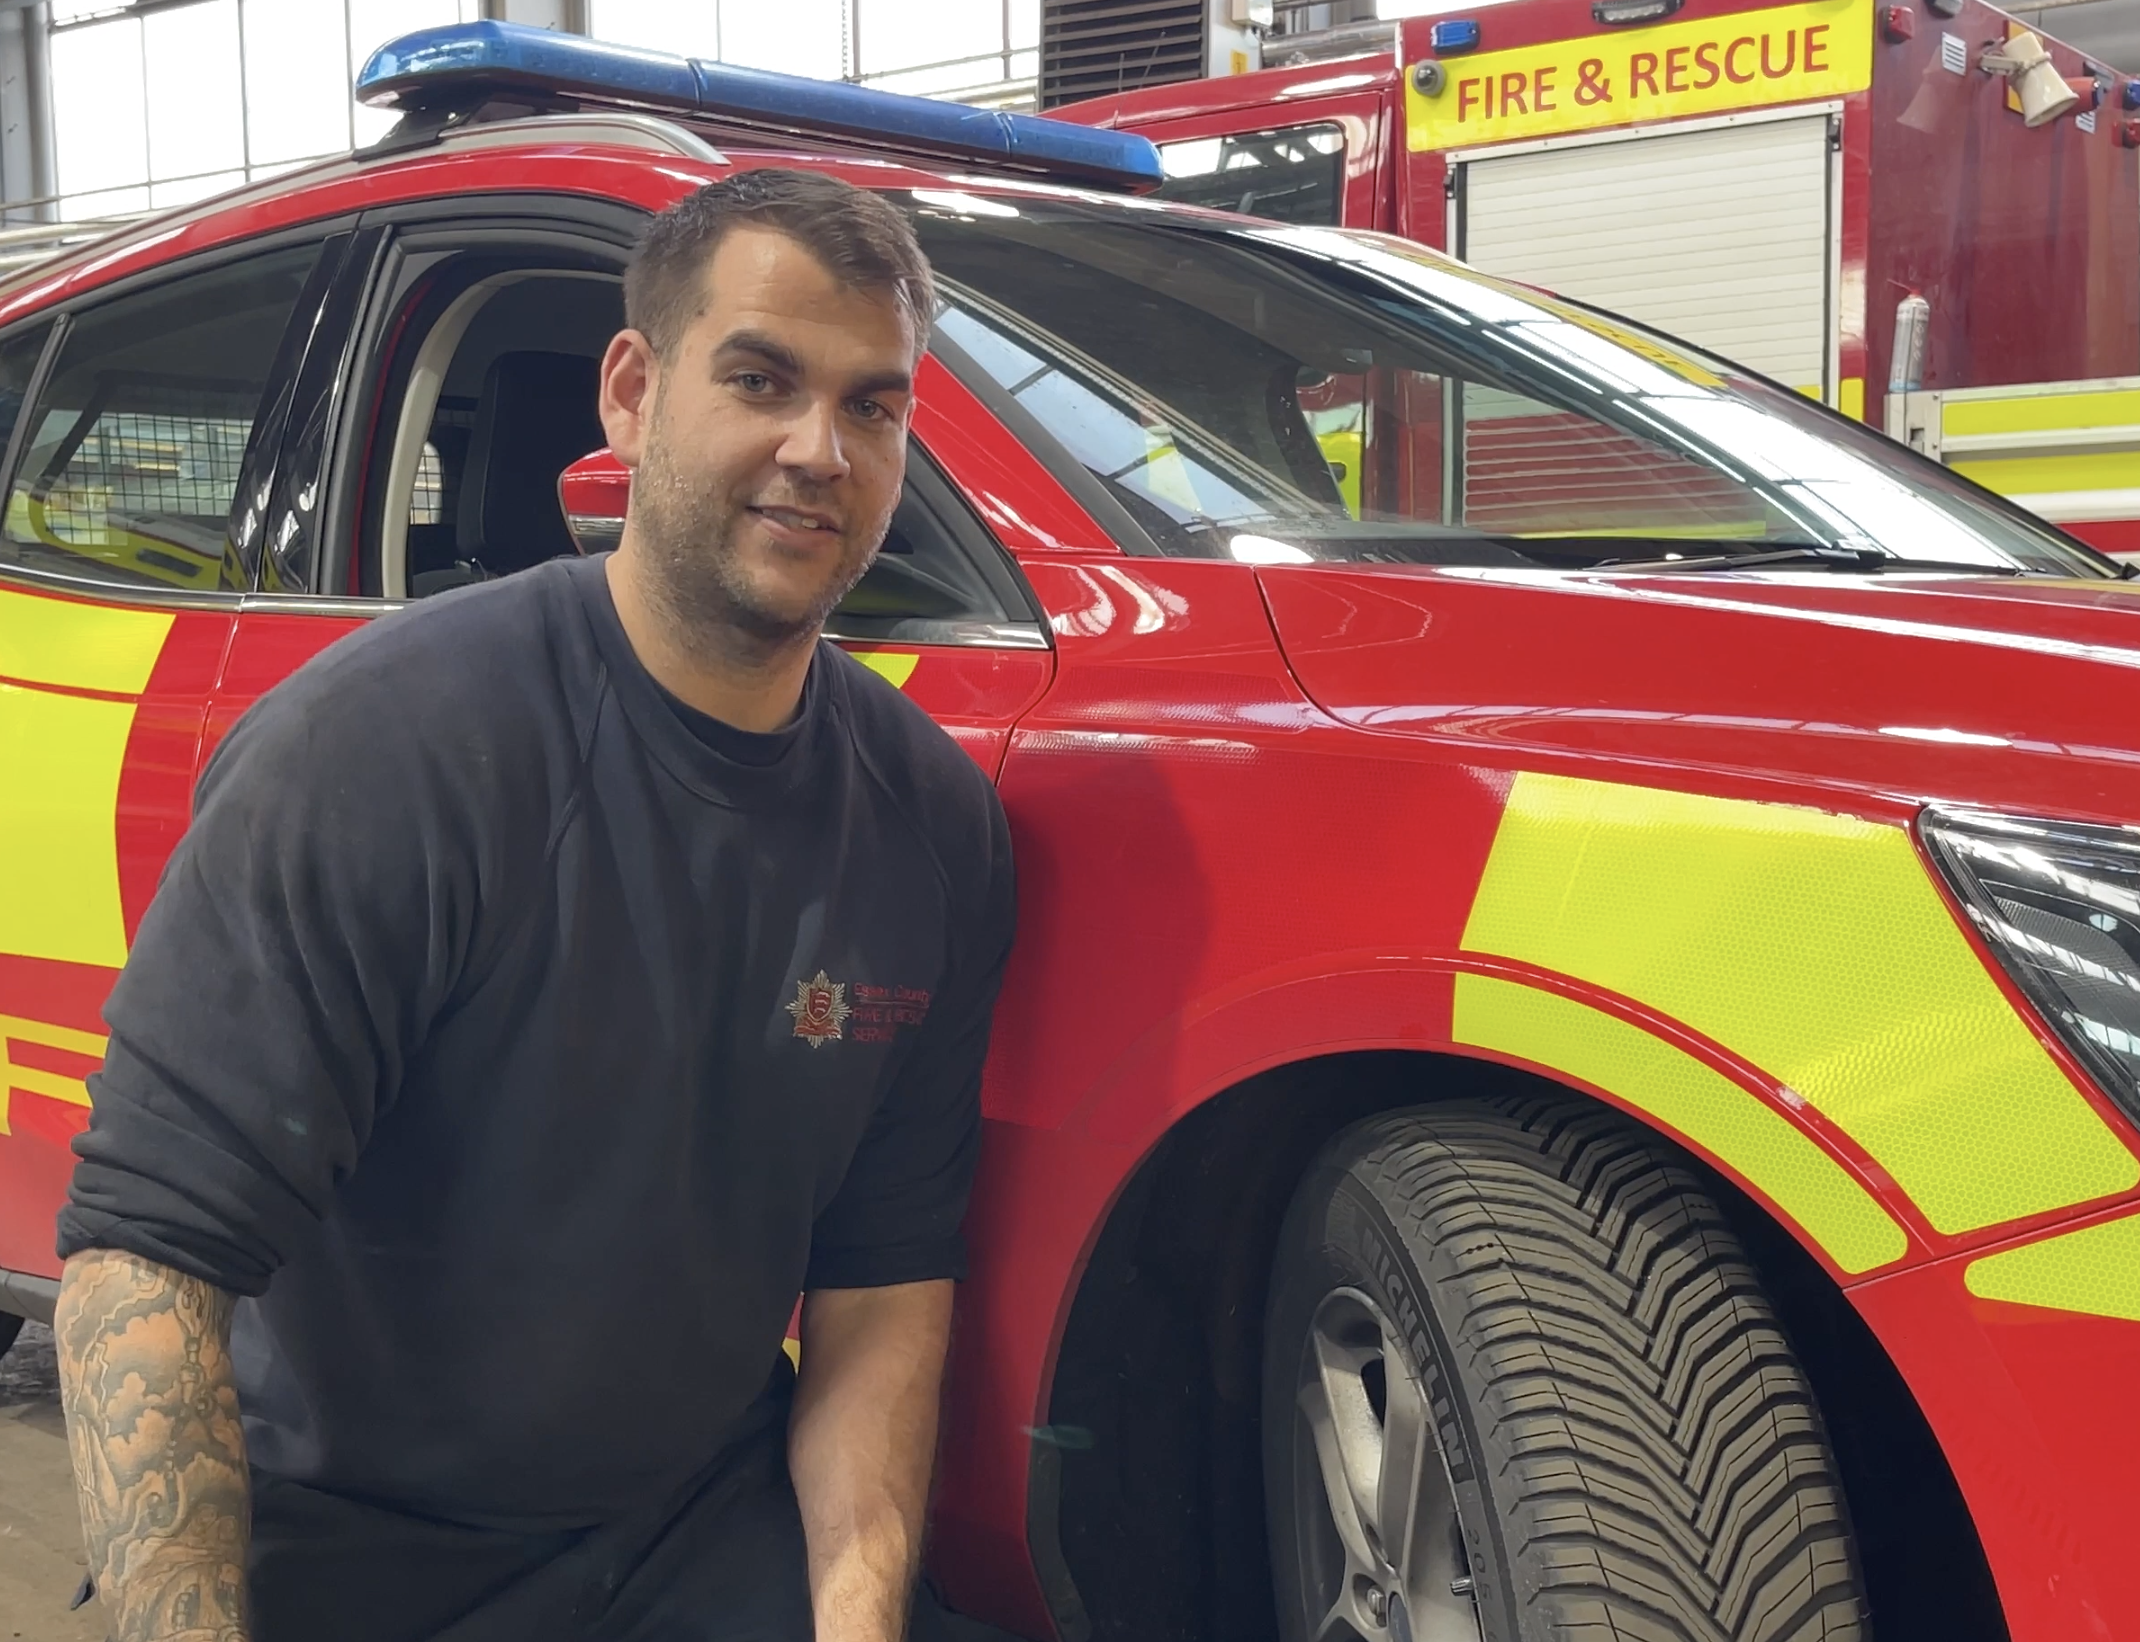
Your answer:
4,3 -> 2140,1642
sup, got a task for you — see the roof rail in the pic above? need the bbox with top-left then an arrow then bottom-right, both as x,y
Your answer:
356,21 -> 1163,193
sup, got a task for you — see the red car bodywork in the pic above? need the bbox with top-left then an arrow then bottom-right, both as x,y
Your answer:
2,136 -> 2138,1642
1058,0 -> 2140,560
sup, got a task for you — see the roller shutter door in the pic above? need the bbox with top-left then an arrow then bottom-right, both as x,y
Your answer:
1457,115 -> 1833,397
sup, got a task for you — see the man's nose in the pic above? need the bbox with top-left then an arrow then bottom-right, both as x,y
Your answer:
778,398 -> 851,484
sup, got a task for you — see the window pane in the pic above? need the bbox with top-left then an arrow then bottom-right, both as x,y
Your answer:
51,20 -> 148,207
145,1 -> 244,193
719,0 -> 845,76
590,0 -> 722,56
1155,126 -> 1346,225
151,170 -> 248,211
4,246 -> 323,593
857,0 -> 1002,78
866,58 -> 1014,97
243,0 -> 352,167
59,185 -> 152,220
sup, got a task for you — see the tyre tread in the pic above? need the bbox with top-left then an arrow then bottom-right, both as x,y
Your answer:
1338,1094 -> 1865,1642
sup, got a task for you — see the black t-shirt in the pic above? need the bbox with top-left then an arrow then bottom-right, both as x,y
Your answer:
57,554 -> 1015,1530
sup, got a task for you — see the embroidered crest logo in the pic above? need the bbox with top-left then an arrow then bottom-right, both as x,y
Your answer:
786,970 -> 850,1048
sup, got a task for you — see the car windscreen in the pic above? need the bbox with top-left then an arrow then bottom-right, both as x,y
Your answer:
906,196 -> 2112,578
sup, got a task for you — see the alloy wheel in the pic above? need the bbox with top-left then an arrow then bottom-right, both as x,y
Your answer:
1289,1287 -> 1482,1642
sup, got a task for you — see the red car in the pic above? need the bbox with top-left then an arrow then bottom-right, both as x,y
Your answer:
3,22 -> 2139,1642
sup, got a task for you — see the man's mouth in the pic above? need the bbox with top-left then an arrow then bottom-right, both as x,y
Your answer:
749,504 -> 840,536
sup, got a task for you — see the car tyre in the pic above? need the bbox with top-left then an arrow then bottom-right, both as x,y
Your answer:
0,1311 -> 21,1359
1263,1091 -> 1868,1642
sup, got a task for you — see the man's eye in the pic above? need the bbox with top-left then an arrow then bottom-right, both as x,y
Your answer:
851,399 -> 885,421
735,372 -> 775,393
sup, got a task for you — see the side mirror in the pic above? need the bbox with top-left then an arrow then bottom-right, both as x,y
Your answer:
559,447 -> 630,554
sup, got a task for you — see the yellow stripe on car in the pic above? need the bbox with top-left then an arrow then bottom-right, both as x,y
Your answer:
0,588 -> 173,971
1964,1211 -> 2140,1324
852,651 -> 919,690
0,585 -> 173,695
1454,973 -> 1907,1273
1462,774 -> 2139,1236
0,1014 -> 105,1136
0,683 -> 143,969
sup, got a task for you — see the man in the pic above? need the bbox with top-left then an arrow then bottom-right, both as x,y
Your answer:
51,168 -> 1014,1642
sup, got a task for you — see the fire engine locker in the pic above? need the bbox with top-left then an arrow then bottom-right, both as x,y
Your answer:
1451,110 -> 1838,403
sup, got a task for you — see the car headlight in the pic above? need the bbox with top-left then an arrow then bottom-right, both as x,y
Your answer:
1921,807 -> 2140,1121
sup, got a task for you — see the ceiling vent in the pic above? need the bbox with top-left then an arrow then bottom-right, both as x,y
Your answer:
1040,0 -> 1206,109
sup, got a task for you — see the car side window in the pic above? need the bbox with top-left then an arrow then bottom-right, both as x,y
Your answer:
358,251 -> 1023,634
362,260 -> 625,600
829,450 -> 1018,640
1,245 -> 324,595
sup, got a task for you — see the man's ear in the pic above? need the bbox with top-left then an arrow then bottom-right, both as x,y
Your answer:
598,329 -> 660,470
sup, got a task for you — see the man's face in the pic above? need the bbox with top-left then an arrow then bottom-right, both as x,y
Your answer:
600,226 -> 916,648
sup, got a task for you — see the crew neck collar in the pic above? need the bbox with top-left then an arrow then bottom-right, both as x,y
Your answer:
562,554 -> 838,809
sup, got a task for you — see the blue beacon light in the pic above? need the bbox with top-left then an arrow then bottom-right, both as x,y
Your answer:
355,21 -> 1165,192
1429,19 -> 1483,53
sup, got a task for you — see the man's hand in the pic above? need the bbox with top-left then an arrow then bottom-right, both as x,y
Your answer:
53,1248 -> 251,1642
789,1279 -> 955,1642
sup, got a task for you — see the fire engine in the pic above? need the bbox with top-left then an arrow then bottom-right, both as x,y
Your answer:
0,20 -> 2137,1642
1061,0 -> 2140,559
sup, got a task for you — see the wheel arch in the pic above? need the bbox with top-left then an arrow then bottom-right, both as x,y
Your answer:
1031,1046 -> 2006,1642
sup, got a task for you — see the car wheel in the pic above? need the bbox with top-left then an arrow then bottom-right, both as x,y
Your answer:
0,1311 -> 21,1359
1263,1092 -> 1867,1642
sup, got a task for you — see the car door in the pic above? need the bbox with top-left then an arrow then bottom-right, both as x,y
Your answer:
214,192 -> 1054,776
0,228 -> 352,1293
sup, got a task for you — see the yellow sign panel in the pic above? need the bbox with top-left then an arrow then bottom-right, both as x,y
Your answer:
1407,0 -> 1873,150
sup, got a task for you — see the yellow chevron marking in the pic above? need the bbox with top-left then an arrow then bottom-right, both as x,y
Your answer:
853,651 -> 920,690
1965,1213 -> 2140,1324
1455,974 -> 1906,1273
0,1013 -> 105,1136
1463,773 -> 2137,1235
0,681 -> 140,968
0,585 -> 172,695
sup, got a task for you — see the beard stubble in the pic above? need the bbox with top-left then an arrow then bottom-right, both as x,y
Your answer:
629,404 -> 891,664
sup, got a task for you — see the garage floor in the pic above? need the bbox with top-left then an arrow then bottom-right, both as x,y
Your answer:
0,1325 -> 102,1641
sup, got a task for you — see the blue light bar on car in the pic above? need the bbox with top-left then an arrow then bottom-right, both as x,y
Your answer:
356,21 -> 1165,193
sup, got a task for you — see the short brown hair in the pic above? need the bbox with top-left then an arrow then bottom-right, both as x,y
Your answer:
624,168 -> 935,359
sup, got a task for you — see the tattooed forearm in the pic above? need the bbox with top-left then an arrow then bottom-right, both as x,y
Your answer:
54,1248 -> 251,1642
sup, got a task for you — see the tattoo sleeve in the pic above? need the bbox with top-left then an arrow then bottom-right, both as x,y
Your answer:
54,1247 -> 252,1642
